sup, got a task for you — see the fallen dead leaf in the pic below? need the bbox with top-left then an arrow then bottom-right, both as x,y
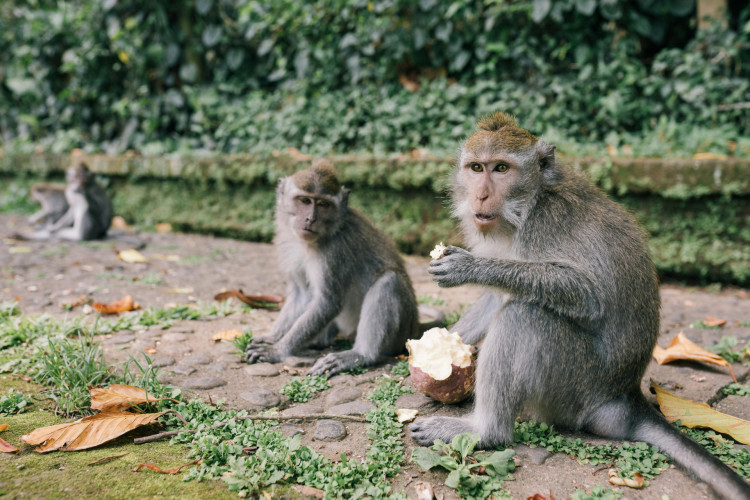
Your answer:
9,246 -> 32,254
155,223 -> 172,233
211,329 -> 243,342
117,249 -> 150,263
292,485 -> 325,498
111,216 -> 132,231
92,295 -> 141,314
132,459 -> 199,474
214,288 -> 284,310
608,469 -> 644,488
87,453 -> 128,466
396,408 -> 419,423
144,346 -> 156,354
526,495 -> 551,500
20,410 -> 168,452
703,316 -> 727,327
0,437 -> 18,453
652,331 -> 736,382
0,424 -> 8,432
153,254 -> 180,262
61,295 -> 89,310
90,384 -> 160,412
652,382 -> 750,445
163,287 -> 194,294
413,481 -> 434,500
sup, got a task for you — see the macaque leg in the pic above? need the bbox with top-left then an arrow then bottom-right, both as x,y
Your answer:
308,271 -> 412,376
451,291 -> 507,345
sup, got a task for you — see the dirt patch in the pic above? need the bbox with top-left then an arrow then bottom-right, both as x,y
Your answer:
2,213 -> 749,499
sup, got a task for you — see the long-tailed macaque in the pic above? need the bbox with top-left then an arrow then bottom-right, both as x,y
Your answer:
409,113 -> 750,499
17,162 -> 112,241
245,160 -> 420,376
28,183 -> 68,227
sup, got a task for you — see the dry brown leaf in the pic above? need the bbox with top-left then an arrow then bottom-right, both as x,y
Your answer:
211,329 -> 243,342
292,485 -> 325,498
652,331 -> 736,382
155,223 -> 172,233
608,469 -> 644,488
396,408 -> 419,423
214,288 -> 283,310
87,453 -> 128,466
0,437 -> 18,453
413,481 -> 434,500
132,459 -> 199,474
163,287 -> 194,294
703,316 -> 727,327
111,216 -> 132,231
153,254 -> 180,262
92,295 -> 141,314
90,384 -> 159,412
117,248 -> 150,263
61,295 -> 89,310
144,346 -> 156,354
526,495 -> 551,500
652,382 -> 750,445
0,424 -> 8,432
20,410 -> 167,452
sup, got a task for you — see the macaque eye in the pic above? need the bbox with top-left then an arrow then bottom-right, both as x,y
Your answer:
298,197 -> 312,205
318,200 -> 332,208
494,163 -> 509,172
469,163 -> 483,173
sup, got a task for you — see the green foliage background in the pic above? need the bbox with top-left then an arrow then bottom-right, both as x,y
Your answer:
1,0 -> 749,157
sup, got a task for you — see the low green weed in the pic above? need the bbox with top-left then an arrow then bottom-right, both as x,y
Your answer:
723,383 -> 750,397
412,433 -> 515,499
0,388 -> 33,415
280,375 -> 330,403
229,329 -> 253,355
707,336 -> 750,364
391,359 -> 410,378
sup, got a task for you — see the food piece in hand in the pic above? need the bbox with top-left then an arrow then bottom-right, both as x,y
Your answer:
406,327 -> 475,404
430,242 -> 446,260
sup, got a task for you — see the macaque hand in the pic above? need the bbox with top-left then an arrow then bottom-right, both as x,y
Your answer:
244,343 -> 283,364
428,245 -> 476,288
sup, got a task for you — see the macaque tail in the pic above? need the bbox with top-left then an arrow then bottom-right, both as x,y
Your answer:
630,394 -> 750,499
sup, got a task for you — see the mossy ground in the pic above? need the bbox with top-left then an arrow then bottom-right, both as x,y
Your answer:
0,384 -> 236,500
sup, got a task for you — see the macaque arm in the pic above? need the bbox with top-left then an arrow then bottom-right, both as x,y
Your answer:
472,258 -> 602,322
46,207 -> 75,232
451,291 -> 506,344
28,210 -> 47,224
263,283 -> 309,343
274,297 -> 341,356
430,248 -> 602,322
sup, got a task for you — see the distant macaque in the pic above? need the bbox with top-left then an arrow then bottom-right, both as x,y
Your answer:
15,162 -> 112,241
245,160 -> 421,376
409,112 -> 750,499
27,183 -> 68,227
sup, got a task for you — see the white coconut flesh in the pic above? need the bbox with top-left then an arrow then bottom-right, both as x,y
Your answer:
406,327 -> 473,380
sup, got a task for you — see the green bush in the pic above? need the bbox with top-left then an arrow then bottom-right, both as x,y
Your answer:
1,1 -> 748,156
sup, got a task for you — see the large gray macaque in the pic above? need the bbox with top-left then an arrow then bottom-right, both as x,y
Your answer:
17,162 -> 112,241
409,112 -> 750,499
245,159 -> 421,376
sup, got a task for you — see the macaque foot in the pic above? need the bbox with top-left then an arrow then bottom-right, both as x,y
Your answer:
409,416 -> 475,446
308,350 -> 369,377
244,343 -> 283,364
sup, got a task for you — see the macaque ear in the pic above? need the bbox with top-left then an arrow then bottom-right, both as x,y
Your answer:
339,187 -> 350,211
537,142 -> 556,171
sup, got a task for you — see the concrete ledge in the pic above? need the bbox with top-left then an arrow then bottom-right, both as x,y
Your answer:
3,150 -> 750,196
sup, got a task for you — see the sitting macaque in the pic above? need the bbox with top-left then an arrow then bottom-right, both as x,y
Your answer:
409,112 -> 750,499
15,162 -> 113,241
27,183 -> 68,227
245,159 -> 421,376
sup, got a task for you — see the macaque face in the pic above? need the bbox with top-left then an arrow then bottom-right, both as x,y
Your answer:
459,154 -> 520,233
291,192 -> 339,242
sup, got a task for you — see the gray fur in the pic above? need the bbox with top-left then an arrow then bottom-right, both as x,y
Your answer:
28,184 -> 68,228
410,136 -> 750,499
245,172 -> 420,376
20,164 -> 112,241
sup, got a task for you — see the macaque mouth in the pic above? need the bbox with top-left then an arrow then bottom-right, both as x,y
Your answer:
474,212 -> 498,223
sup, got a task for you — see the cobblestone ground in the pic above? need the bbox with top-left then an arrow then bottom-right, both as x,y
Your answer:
2,213 -> 749,499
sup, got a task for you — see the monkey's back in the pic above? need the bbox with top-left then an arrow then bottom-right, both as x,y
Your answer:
521,165 -> 660,390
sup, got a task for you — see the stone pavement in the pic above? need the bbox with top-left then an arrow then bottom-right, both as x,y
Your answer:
2,213 -> 749,499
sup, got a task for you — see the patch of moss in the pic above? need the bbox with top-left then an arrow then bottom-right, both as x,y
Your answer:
0,410 -> 235,499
